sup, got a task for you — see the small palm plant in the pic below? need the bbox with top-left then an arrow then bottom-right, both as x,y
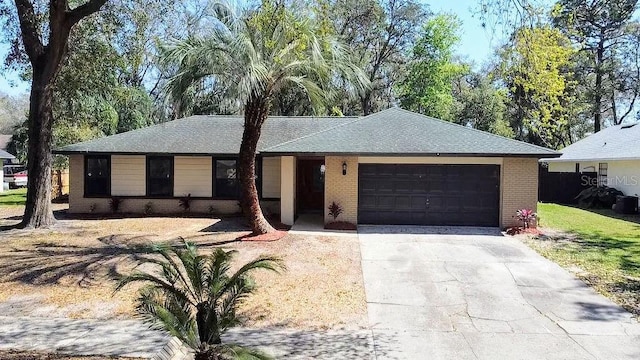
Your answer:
116,241 -> 284,360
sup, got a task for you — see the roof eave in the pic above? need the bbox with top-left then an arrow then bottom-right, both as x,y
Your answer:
541,156 -> 640,162
260,151 -> 560,158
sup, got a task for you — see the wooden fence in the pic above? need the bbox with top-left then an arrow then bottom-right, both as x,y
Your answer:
538,165 -> 596,204
51,169 -> 69,200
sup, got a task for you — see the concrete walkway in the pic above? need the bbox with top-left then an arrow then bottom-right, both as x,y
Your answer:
358,226 -> 640,360
0,315 -> 374,359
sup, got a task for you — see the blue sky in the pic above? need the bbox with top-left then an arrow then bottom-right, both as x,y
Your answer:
427,0 -> 502,67
0,0 -> 503,97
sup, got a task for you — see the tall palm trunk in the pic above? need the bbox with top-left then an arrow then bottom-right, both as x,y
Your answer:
239,96 -> 276,234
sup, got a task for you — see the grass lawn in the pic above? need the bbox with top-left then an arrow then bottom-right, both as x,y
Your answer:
0,187 -> 27,206
0,205 -> 367,330
526,203 -> 640,315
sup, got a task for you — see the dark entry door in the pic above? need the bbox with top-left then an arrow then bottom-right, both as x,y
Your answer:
297,159 -> 325,213
358,164 -> 500,226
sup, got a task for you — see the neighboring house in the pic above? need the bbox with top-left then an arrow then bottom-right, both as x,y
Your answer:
0,149 -> 16,193
541,122 -> 640,201
55,108 -> 558,228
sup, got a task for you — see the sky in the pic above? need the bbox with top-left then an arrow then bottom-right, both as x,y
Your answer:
0,0 -> 503,97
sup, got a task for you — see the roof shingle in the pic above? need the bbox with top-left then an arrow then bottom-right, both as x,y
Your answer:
543,122 -> 640,162
56,108 -> 558,157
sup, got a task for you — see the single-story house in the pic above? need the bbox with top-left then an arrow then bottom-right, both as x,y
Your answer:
0,149 -> 16,193
55,108 -> 559,228
541,122 -> 640,202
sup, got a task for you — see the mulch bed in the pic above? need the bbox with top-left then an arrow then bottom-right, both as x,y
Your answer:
505,227 -> 543,236
238,230 -> 288,242
325,221 -> 357,231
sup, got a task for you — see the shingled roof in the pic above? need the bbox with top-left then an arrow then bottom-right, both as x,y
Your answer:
262,108 -> 558,157
543,122 -> 640,162
56,108 -> 559,157
56,115 -> 355,155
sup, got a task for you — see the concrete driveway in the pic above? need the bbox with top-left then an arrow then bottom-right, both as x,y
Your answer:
358,226 -> 640,360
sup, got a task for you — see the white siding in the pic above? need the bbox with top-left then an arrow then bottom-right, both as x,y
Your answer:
607,160 -> 640,197
262,157 -> 281,198
547,162 -> 577,172
174,156 -> 213,197
111,155 -> 146,196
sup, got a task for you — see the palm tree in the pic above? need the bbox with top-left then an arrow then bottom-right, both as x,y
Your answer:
162,1 -> 369,234
116,241 -> 284,360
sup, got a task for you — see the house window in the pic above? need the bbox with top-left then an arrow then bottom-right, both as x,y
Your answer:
147,156 -> 173,197
215,159 -> 239,198
598,163 -> 608,186
85,155 -> 110,197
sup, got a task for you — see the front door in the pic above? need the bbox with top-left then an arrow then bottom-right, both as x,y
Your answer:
297,159 -> 325,213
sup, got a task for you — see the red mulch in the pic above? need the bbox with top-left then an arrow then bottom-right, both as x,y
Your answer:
325,221 -> 357,231
505,227 -> 543,236
238,230 -> 288,242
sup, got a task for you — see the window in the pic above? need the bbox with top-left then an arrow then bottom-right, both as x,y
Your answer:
215,159 -> 239,198
147,156 -> 173,197
85,155 -> 110,197
598,162 -> 608,186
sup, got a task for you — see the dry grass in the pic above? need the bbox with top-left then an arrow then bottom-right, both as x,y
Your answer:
0,350 -> 141,360
0,205 -> 367,330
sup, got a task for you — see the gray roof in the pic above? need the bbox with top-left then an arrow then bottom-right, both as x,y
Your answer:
0,149 -> 14,159
56,108 -> 559,157
262,108 -> 559,157
57,115 -> 355,155
543,122 -> 640,162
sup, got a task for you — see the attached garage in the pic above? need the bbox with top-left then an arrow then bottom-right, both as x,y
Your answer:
358,164 -> 500,226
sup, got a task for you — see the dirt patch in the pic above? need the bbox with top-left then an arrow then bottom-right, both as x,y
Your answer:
0,350 -> 141,360
0,205 -> 367,329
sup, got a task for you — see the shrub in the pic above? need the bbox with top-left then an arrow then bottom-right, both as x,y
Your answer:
109,197 -> 122,213
328,201 -> 343,220
575,186 -> 624,208
515,209 -> 537,228
116,241 -> 283,360
144,202 -> 153,215
178,194 -> 192,212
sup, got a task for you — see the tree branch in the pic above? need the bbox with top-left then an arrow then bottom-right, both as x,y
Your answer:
14,0 -> 45,62
66,0 -> 108,27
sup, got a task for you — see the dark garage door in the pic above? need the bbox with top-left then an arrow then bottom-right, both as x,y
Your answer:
358,164 -> 500,226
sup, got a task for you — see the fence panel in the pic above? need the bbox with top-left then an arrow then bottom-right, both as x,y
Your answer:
539,165 -> 596,204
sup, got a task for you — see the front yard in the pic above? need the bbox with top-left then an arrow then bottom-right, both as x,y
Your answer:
525,203 -> 640,315
0,188 -> 27,206
0,205 -> 367,330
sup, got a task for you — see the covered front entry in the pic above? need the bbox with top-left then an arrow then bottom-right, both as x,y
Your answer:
296,158 -> 325,213
358,164 -> 500,226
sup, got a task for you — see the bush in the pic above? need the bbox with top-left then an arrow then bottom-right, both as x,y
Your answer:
575,186 -> 624,208
178,194 -> 191,212
515,209 -> 537,228
328,201 -> 343,220
109,197 -> 122,213
144,202 -> 153,215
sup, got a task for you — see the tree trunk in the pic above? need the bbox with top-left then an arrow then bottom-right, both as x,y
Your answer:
239,96 -> 275,235
21,69 -> 55,228
361,91 -> 372,115
594,35 -> 605,133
